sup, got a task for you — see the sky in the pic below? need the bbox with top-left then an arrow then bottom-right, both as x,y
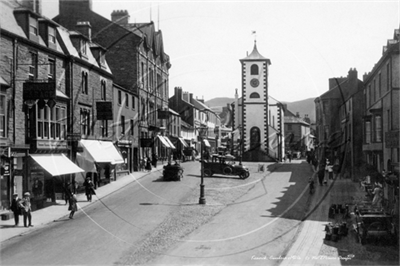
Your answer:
41,0 -> 399,103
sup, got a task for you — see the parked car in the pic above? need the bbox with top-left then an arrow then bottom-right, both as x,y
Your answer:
201,154 -> 250,179
354,212 -> 397,245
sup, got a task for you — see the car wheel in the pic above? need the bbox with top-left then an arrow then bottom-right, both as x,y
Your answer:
204,169 -> 212,177
223,166 -> 232,175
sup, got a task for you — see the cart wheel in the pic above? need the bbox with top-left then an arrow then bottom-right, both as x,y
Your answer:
245,171 -> 250,178
239,173 -> 246,179
204,169 -> 212,177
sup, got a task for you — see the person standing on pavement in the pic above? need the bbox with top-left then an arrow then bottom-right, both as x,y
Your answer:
10,193 -> 22,226
68,193 -> 78,219
152,153 -> 158,168
317,166 -> 325,186
21,192 -> 33,227
145,156 -> 152,171
83,177 -> 95,202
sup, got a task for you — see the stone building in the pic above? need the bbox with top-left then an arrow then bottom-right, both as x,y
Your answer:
232,42 -> 284,162
54,0 -> 171,164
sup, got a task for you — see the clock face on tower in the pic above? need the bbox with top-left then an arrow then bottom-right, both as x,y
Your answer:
250,78 -> 259,88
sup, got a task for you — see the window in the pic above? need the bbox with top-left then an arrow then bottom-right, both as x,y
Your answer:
29,52 -> 38,81
29,16 -> 38,36
132,95 -> 135,109
101,120 -> 108,137
378,73 -> 381,99
80,39 -> 87,55
100,80 -> 106,100
0,95 -> 6,138
387,63 -> 390,91
118,90 -> 122,105
249,92 -> 260,98
250,64 -> 259,75
48,58 -> 55,81
36,105 -> 66,139
48,27 -> 56,44
81,72 -> 88,94
130,119 -> 134,135
365,121 -> 371,143
80,108 -> 91,136
121,115 -> 125,135
125,93 -> 129,108
375,115 -> 382,142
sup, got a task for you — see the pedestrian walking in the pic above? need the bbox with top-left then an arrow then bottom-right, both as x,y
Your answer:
63,182 -> 71,205
317,167 -> 325,186
10,193 -> 22,226
327,164 -> 334,180
68,193 -> 78,219
152,153 -> 158,168
83,177 -> 95,202
21,192 -> 32,227
145,156 -> 152,171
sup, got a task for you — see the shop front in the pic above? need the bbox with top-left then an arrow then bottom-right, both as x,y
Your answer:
29,153 -> 84,210
78,139 -> 124,183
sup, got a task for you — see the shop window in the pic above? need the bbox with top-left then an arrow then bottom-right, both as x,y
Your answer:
0,95 -> 6,138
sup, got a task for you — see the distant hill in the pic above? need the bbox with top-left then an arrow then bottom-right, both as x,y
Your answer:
205,97 -> 316,123
282,98 -> 316,123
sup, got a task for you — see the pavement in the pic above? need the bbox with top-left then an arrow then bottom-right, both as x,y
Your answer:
0,163 -> 165,243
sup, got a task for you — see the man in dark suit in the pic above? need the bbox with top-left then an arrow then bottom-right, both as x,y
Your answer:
10,193 -> 22,226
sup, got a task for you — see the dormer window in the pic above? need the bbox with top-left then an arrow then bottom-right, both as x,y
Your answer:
80,39 -> 87,56
48,58 -> 55,82
99,50 -> 106,65
29,16 -> 38,36
48,27 -> 56,44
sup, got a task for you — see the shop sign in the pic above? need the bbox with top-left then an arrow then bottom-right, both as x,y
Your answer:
67,133 -> 81,142
96,101 -> 113,120
23,82 -> 56,100
36,140 -> 68,149
140,138 -> 153,147
385,131 -> 399,148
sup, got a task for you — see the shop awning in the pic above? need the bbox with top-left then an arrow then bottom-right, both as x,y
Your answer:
30,154 -> 84,176
178,137 -> 188,147
157,135 -> 171,148
164,136 -> 176,149
203,139 -> 211,147
80,139 -> 124,165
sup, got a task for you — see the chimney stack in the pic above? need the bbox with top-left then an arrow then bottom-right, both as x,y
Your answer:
111,10 -> 130,26
76,21 -> 92,40
18,0 -> 42,14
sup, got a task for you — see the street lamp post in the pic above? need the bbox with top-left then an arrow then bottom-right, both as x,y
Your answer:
199,126 -> 207,205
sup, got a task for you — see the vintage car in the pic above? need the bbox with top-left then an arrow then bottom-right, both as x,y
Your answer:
201,154 -> 250,179
354,211 -> 397,245
163,163 -> 184,181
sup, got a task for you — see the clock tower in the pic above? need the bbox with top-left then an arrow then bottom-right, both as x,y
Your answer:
239,41 -> 272,161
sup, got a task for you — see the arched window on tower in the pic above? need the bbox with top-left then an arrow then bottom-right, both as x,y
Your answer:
251,64 -> 259,75
249,92 -> 260,98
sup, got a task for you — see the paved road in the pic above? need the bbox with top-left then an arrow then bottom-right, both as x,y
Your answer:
1,160 -> 315,265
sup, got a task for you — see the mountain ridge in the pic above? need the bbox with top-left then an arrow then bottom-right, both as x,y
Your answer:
205,97 -> 316,123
